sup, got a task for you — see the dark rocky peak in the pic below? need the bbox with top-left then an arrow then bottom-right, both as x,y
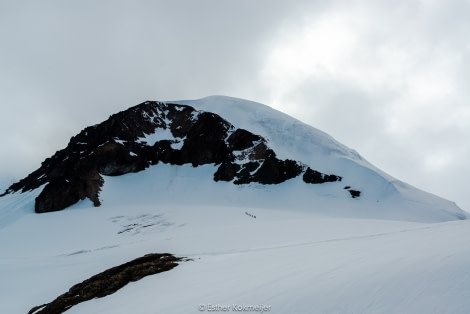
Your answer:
3,100 -> 351,213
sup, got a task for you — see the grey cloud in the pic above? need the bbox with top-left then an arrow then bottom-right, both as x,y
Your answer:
0,0 -> 304,177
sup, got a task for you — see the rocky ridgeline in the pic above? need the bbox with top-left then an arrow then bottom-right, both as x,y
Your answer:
28,253 -> 184,314
3,101 -> 352,213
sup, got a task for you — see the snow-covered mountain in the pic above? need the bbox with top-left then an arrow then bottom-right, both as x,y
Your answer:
1,95 -> 466,222
1,96 -> 469,313
3,96 -> 346,214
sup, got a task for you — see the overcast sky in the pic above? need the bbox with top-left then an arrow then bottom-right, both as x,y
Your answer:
1,0 -> 469,211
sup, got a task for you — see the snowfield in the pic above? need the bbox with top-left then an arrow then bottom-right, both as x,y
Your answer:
1,96 -> 469,313
1,163 -> 469,314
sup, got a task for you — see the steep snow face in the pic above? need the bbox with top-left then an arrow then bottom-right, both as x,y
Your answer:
175,96 -> 467,221
177,96 -> 396,195
176,95 -> 360,167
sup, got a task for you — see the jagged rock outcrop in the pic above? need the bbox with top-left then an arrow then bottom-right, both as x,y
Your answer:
28,253 -> 184,314
3,101 -> 357,213
303,168 -> 342,184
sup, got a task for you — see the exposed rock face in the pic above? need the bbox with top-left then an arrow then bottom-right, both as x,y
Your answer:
344,186 -> 361,198
28,253 -> 183,314
303,168 -> 342,184
4,101 -> 357,213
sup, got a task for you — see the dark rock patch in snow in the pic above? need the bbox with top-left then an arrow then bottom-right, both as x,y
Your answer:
348,189 -> 361,198
303,167 -> 342,184
28,253 -> 186,314
343,185 -> 361,198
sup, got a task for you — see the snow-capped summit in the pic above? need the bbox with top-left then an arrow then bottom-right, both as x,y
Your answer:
0,95 -> 467,222
178,96 -> 468,222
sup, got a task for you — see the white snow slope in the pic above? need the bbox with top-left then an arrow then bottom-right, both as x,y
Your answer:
1,96 -> 469,314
